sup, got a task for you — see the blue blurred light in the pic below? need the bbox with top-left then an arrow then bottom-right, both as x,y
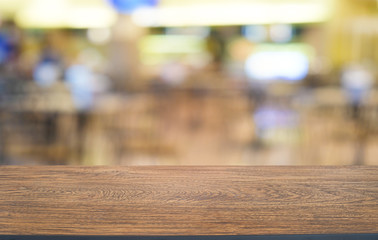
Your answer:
34,62 -> 60,87
242,25 -> 267,43
65,65 -> 94,110
107,0 -> 158,14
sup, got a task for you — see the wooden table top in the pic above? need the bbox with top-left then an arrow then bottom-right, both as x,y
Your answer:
0,166 -> 377,236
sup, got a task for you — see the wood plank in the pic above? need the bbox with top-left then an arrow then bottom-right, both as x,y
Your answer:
0,166 -> 377,235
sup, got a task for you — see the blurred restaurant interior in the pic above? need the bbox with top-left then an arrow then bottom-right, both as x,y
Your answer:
0,0 -> 377,166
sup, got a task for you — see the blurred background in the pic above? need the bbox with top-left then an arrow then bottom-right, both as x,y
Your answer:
0,0 -> 377,166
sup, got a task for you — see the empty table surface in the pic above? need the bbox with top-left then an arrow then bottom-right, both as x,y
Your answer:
0,166 -> 377,235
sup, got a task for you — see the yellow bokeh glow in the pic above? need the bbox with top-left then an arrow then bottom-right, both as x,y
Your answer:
12,0 -> 117,28
132,0 -> 334,26
0,0 -> 335,28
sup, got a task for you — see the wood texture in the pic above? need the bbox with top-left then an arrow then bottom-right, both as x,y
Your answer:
0,166 -> 377,236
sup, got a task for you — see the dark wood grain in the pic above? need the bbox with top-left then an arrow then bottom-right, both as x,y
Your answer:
0,166 -> 377,236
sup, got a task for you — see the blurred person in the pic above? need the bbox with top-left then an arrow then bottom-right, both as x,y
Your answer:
33,54 -> 62,87
341,63 -> 374,119
206,29 -> 226,72
0,20 -> 21,73
341,63 -> 375,165
108,15 -> 145,91
65,52 -> 110,111
64,49 -> 110,161
33,36 -> 63,87
253,100 -> 299,148
17,35 -> 40,80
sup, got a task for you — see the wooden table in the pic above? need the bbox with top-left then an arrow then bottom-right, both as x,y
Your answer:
0,166 -> 377,237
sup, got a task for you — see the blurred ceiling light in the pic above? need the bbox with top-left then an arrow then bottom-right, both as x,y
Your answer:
245,51 -> 309,82
87,28 -> 112,45
245,43 -> 314,82
66,7 -> 116,28
131,6 -> 158,26
132,1 -> 332,26
16,0 -> 68,28
140,35 -> 205,54
3,0 -> 333,28
15,0 -> 116,28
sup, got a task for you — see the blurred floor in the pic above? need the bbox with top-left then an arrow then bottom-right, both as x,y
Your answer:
2,85 -> 376,166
